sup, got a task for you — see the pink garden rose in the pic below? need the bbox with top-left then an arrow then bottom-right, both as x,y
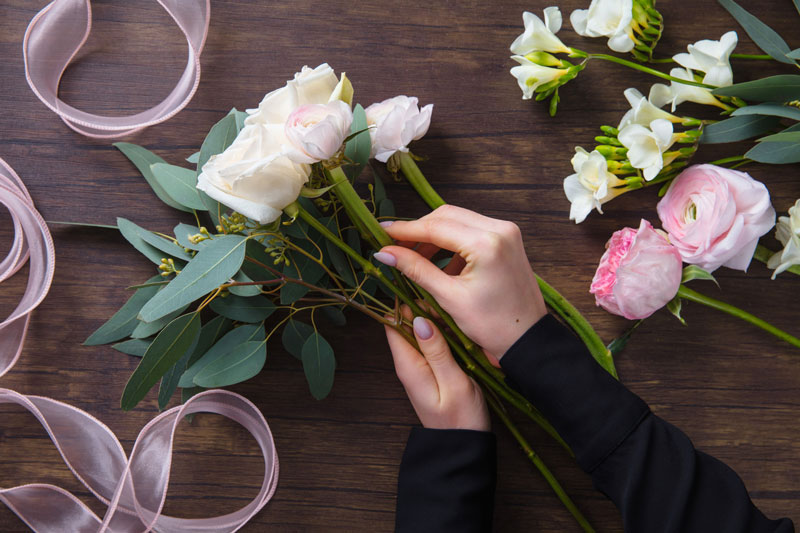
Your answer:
591,219 -> 683,320
657,164 -> 775,272
284,100 -> 353,164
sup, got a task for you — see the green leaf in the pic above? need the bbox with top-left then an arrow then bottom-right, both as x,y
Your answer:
280,261 -> 309,304
321,306 -> 346,326
301,332 -> 336,400
379,199 -> 396,218
346,229 -> 362,263
745,139 -> 800,164
300,184 -> 336,198
113,143 -> 191,212
179,324 -> 264,387
372,170 -> 387,205
732,103 -> 800,121
139,235 -> 248,322
84,275 -> 162,345
794,0 -> 800,16
117,218 -> 193,262
158,330 -> 199,409
174,223 -> 206,251
186,316 -> 233,369
131,306 -> 188,339
228,271 -> 262,297
281,320 -> 315,360
717,0 -> 794,64
241,240 -> 280,282
325,239 -> 357,287
756,131 -> 800,143
682,265 -> 719,287
699,115 -> 781,144
606,320 -> 642,356
209,294 -> 276,322
290,239 -> 326,284
192,340 -> 266,387
787,48 -> 800,60
150,163 -> 205,210
186,151 -> 200,164
121,312 -> 201,410
199,191 -> 223,226
197,113 -> 239,173
666,296 -> 686,326
713,75 -> 800,102
230,108 -> 249,132
343,104 -> 370,181
112,338 -> 152,357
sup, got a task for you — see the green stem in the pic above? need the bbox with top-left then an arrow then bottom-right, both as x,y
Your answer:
486,394 -> 594,532
753,244 -> 800,276
709,155 -> 749,166
677,285 -> 800,351
327,166 -> 393,247
397,152 -> 446,208
572,49 -> 716,89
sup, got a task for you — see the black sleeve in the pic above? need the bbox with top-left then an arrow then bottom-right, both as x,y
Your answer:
500,313 -> 794,533
395,426 -> 496,532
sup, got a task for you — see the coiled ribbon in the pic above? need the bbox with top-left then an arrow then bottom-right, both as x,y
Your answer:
23,0 -> 210,138
0,158 -> 279,531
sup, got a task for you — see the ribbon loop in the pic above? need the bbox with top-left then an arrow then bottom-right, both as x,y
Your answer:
23,0 -> 210,138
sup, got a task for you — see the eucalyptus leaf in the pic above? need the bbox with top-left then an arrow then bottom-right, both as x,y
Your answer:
192,340 -> 266,387
379,199 -> 396,218
121,313 -> 201,410
158,335 -> 198,410
325,239 -> 357,287
231,108 -> 249,132
186,151 -> 200,164
713,75 -> 800,102
199,191 -> 223,226
373,171 -> 387,205
131,305 -> 188,339
681,265 -> 719,287
301,332 -> 336,400
174,223 -> 206,251
150,163 -> 205,210
241,239 -> 280,282
112,338 -> 152,357
717,0 -> 794,64
280,261 -> 309,304
321,306 -> 346,326
114,143 -> 191,212
346,229 -> 362,264
186,315 -> 234,369
84,276 -> 162,345
343,104 -> 370,181
118,218 -> 193,262
745,140 -> 800,164
732,103 -> 800,121
139,235 -> 248,322
666,296 -> 686,326
281,320 -> 315,360
179,323 -> 264,388
700,115 -> 781,144
197,113 -> 239,173
756,131 -> 800,143
788,48 -> 800,60
228,271 -> 262,297
210,294 -> 276,322
289,239 -> 326,284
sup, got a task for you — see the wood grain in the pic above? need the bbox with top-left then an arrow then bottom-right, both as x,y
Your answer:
1,0 -> 799,530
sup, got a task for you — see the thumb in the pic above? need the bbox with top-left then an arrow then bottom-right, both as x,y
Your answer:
412,317 -> 465,387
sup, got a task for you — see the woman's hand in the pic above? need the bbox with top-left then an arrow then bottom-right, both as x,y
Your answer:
375,204 -> 547,360
385,306 -> 490,432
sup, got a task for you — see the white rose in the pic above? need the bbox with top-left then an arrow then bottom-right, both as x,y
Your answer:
245,64 -> 340,126
284,101 -> 353,164
673,31 -> 737,87
510,8 -> 571,55
365,96 -> 433,163
197,124 -> 310,224
768,199 -> 800,278
618,119 -> 674,181
563,147 -> 626,223
570,0 -> 635,53
509,55 -> 568,100
618,87 -> 679,129
649,68 -> 721,112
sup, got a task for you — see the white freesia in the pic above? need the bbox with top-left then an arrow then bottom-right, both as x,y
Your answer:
245,64 -> 340,126
673,31 -> 737,87
570,0 -> 635,53
768,199 -> 800,278
510,8 -> 571,55
618,119 -> 674,180
618,87 -> 680,129
564,147 -> 626,223
649,68 -> 720,111
197,124 -> 310,224
510,55 -> 568,100
365,96 -> 433,163
284,101 -> 353,164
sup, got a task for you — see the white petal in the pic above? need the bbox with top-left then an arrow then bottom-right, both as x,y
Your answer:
569,8 -> 590,35
672,52 -> 702,71
608,31 -> 635,53
544,6 -> 563,34
648,83 -> 673,109
649,119 -> 674,149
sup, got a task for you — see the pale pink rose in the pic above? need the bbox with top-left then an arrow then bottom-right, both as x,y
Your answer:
365,96 -> 433,162
590,219 -> 683,320
284,100 -> 353,164
657,164 -> 775,272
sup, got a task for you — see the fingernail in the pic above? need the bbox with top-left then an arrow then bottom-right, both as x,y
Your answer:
373,251 -> 397,267
379,221 -> 394,228
413,317 -> 433,340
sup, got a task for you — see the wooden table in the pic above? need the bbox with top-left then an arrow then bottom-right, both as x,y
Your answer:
1,0 -> 798,530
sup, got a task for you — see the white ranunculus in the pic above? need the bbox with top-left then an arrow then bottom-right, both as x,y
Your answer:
245,64 -> 340,126
365,96 -> 433,163
649,68 -> 720,111
510,55 -> 568,100
618,88 -> 680,129
768,199 -> 800,278
673,31 -> 737,87
197,124 -> 311,224
570,0 -> 635,53
564,147 -> 625,223
618,119 -> 674,181
284,101 -> 353,164
510,8 -> 571,55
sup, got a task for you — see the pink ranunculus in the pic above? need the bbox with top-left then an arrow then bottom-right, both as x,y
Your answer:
657,164 -> 776,272
590,219 -> 683,320
284,100 -> 353,164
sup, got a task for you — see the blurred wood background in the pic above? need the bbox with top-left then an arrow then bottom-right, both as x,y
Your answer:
1,0 -> 798,530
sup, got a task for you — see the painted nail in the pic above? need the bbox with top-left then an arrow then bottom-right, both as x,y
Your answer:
373,251 -> 397,267
413,317 -> 433,340
379,220 -> 394,228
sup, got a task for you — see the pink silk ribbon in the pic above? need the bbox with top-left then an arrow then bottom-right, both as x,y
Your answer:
0,158 -> 279,531
23,0 -> 210,138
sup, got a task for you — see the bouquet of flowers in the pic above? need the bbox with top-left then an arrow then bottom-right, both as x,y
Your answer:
509,0 -> 800,346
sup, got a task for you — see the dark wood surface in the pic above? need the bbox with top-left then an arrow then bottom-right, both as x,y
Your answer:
1,0 -> 799,530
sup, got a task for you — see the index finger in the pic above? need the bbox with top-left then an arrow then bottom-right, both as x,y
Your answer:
383,218 -> 478,255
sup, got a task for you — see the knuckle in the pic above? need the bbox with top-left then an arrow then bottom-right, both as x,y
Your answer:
478,232 -> 504,254
500,221 -> 521,240
433,204 -> 455,218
